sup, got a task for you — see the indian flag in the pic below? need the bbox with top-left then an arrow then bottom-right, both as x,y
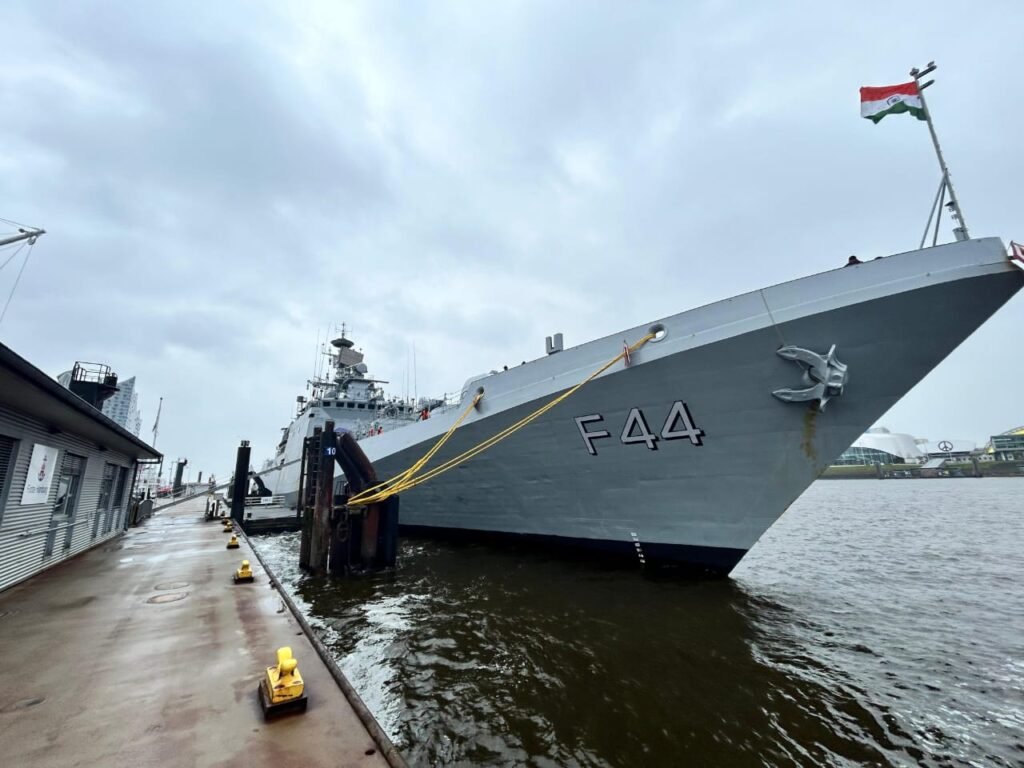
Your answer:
860,82 -> 926,123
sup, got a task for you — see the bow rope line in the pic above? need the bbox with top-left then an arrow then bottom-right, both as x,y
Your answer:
347,331 -> 656,505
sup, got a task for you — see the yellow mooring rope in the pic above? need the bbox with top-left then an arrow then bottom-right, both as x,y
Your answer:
347,331 -> 657,506
347,391 -> 484,504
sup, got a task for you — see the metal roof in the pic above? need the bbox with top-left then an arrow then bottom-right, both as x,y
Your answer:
0,341 -> 161,461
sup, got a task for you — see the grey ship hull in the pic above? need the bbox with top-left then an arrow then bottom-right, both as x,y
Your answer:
272,238 -> 1023,573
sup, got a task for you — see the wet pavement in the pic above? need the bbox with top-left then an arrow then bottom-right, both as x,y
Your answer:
0,497 -> 393,768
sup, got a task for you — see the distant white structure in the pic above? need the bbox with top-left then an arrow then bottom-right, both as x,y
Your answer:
921,438 -> 976,458
60,368 -> 143,436
834,427 -> 926,465
102,376 -> 142,436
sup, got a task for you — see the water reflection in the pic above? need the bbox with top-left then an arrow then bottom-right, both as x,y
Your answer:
256,480 -> 1024,767
266,542 -> 873,765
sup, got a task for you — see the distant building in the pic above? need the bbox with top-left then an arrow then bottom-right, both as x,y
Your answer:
101,376 -> 142,436
921,439 -> 976,460
58,370 -> 142,436
834,427 -> 926,465
988,427 -> 1024,461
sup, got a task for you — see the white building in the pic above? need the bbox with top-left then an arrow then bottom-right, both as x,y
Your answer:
920,439 -> 976,458
834,427 -> 926,465
57,370 -> 142,437
101,376 -> 142,436
1,343 -> 161,592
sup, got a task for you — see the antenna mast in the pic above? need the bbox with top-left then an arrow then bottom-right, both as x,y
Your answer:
910,62 -> 969,242
0,226 -> 45,247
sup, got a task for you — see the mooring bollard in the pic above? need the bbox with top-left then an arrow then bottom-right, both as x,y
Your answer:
233,559 -> 254,583
257,647 -> 307,719
226,535 -> 240,549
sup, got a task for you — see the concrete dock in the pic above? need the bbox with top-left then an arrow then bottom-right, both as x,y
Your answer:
0,497 -> 396,768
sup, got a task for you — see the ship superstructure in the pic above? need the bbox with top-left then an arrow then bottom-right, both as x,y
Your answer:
268,328 -> 446,498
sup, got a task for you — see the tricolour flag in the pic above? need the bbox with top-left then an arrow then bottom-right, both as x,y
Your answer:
1011,241 -> 1024,266
860,82 -> 926,124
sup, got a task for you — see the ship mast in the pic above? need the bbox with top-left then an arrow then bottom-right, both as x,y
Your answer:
910,62 -> 969,242
0,224 -> 45,326
0,226 -> 45,248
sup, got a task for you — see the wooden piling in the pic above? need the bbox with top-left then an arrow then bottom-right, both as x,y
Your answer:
230,440 -> 251,523
309,422 -> 336,574
361,504 -> 380,565
328,505 -> 349,577
299,430 -> 320,570
295,436 -> 308,522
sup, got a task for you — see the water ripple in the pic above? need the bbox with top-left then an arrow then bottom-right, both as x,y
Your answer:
256,478 -> 1024,767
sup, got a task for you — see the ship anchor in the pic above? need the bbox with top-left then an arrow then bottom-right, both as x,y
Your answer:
772,344 -> 848,411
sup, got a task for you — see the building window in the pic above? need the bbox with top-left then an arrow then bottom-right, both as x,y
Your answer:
992,435 -> 1024,452
0,434 -> 18,528
110,466 -> 129,532
114,466 -> 129,507
45,453 -> 87,556
94,463 -> 117,539
834,446 -> 905,466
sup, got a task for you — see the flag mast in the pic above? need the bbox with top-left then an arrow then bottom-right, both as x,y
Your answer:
152,396 -> 162,447
910,61 -> 969,241
152,396 -> 163,495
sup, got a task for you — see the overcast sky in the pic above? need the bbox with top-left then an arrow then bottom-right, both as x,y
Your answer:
1,1 -> 1022,482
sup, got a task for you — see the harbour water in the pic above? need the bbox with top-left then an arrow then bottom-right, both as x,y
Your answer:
255,479 -> 1024,767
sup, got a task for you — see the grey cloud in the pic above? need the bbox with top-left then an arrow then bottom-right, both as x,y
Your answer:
1,0 -> 1022,479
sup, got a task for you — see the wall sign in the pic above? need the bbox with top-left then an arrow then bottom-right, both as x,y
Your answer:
21,443 -> 59,505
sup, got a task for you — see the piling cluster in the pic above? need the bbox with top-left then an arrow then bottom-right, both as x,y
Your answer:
297,421 -> 399,577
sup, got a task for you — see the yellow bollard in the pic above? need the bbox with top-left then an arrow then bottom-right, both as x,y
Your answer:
226,535 -> 240,549
257,646 -> 308,719
233,559 -> 254,583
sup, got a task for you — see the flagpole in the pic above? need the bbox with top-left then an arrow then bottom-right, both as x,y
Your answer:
910,62 -> 969,241
151,396 -> 162,448
152,396 -> 163,496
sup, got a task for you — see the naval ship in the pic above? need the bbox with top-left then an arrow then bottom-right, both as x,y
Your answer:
262,237 -> 1023,573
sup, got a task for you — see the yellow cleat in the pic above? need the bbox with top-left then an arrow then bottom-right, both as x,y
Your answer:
233,559 -> 254,583
258,647 -> 308,719
226,535 -> 240,549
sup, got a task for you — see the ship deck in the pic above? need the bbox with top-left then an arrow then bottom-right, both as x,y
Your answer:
239,498 -> 303,534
